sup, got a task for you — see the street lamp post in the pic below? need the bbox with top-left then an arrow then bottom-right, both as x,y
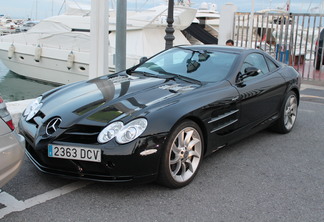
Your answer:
165,0 -> 175,49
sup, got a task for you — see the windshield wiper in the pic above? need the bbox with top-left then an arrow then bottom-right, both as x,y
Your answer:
129,70 -> 202,85
158,71 -> 202,85
129,70 -> 165,78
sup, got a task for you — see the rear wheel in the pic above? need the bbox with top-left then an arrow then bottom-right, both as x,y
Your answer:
271,91 -> 298,134
158,120 -> 203,188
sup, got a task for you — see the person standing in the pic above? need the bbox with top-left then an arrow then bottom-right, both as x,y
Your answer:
226,39 -> 234,46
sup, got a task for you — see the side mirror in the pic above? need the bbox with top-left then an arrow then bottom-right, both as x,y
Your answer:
244,67 -> 261,77
236,67 -> 261,86
186,60 -> 200,73
243,66 -> 261,78
139,57 -> 148,64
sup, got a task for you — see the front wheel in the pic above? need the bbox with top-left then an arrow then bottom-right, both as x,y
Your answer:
158,120 -> 203,188
271,91 -> 298,134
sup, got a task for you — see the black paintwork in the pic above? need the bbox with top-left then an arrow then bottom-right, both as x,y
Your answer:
18,45 -> 301,183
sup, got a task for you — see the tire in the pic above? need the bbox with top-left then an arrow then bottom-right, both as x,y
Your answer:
271,91 -> 298,134
158,120 -> 204,188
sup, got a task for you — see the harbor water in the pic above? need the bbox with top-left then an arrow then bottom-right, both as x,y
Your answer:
0,61 -> 59,102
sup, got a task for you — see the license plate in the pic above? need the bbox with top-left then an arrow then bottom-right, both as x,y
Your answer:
48,144 -> 101,162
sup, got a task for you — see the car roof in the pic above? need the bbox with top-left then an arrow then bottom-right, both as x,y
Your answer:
175,45 -> 258,54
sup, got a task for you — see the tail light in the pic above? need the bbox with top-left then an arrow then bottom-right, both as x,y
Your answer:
0,96 -> 15,131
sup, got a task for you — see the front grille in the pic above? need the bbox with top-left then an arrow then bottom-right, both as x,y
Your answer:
56,124 -> 102,144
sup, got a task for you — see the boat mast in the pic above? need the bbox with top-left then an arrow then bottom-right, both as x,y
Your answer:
36,0 -> 38,20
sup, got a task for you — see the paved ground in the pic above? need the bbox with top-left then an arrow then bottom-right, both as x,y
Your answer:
1,83 -> 323,221
300,83 -> 324,104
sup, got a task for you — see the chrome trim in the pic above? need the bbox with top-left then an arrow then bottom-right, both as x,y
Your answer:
210,119 -> 238,133
140,149 -> 158,156
212,144 -> 226,153
208,109 -> 239,124
231,96 -> 240,101
46,118 -> 62,135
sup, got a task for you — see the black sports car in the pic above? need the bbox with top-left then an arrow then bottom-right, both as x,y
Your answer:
19,45 -> 300,188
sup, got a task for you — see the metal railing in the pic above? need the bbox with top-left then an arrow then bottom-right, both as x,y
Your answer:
233,12 -> 324,81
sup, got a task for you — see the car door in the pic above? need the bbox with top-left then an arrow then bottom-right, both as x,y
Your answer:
235,52 -> 287,128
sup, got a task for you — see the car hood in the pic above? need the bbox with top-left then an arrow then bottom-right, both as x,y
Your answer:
40,73 -> 200,127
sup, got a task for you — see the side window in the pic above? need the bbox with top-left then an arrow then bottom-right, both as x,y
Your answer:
265,56 -> 278,72
241,53 -> 269,76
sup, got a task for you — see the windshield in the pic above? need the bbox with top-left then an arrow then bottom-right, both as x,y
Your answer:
134,47 -> 237,83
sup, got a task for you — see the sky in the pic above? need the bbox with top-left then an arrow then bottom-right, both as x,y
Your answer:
1,0 -> 323,20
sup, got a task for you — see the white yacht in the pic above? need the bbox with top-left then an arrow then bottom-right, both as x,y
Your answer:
0,15 -> 20,35
0,3 -> 197,85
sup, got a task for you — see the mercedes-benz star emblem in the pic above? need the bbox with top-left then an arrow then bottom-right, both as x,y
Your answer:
46,118 -> 62,135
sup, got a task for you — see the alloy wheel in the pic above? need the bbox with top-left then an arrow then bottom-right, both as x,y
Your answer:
168,126 -> 202,183
284,94 -> 298,131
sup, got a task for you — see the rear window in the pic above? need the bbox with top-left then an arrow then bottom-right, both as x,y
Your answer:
265,56 -> 278,72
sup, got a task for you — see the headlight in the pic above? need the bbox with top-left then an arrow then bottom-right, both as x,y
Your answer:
97,121 -> 123,143
23,96 -> 43,121
97,118 -> 148,144
116,119 -> 148,144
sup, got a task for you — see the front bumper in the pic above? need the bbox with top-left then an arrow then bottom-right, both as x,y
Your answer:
23,133 -> 167,184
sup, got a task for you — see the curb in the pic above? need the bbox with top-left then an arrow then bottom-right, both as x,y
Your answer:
6,99 -> 33,127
